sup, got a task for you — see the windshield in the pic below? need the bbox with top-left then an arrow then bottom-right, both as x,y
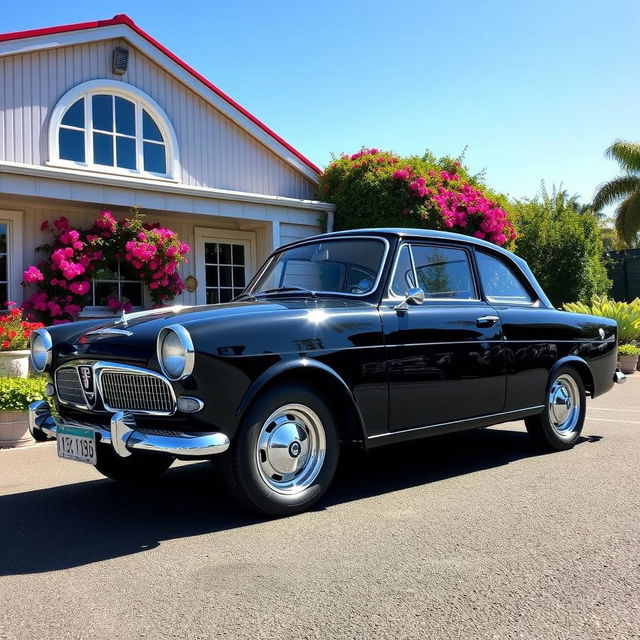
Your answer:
248,238 -> 387,297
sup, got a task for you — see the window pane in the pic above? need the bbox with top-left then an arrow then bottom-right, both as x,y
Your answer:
116,136 -> 136,170
115,97 -> 135,135
94,282 -> 118,307
219,244 -> 232,264
219,289 -> 233,303
390,245 -> 415,297
477,251 -> 532,304
232,244 -> 245,264
59,128 -> 85,162
61,98 -> 84,128
121,282 -> 143,306
205,265 -> 218,287
92,94 -> 113,132
0,224 -> 8,254
205,243 -> 219,263
0,283 -> 7,307
143,142 -> 166,174
143,111 -> 163,142
206,289 -> 219,304
411,245 -> 476,300
0,256 -> 6,281
233,267 -> 245,287
219,266 -> 232,287
93,132 -> 114,166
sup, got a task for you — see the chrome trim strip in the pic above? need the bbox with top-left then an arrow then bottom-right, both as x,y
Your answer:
245,235 -> 391,299
85,328 -> 133,337
368,405 -> 546,440
28,401 -> 230,458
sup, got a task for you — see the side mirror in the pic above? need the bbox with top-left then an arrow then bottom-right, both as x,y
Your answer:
395,287 -> 425,311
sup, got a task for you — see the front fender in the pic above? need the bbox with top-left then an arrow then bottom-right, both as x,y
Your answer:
548,356 -> 595,396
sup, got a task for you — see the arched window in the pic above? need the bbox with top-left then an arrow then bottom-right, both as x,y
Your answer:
49,80 -> 179,179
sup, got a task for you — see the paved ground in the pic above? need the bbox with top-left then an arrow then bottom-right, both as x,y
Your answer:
1,378 -> 639,640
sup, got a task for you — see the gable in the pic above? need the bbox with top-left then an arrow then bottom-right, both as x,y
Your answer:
0,29 -> 318,200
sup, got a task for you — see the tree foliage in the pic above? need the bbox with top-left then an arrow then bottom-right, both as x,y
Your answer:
593,140 -> 640,246
513,185 -> 610,306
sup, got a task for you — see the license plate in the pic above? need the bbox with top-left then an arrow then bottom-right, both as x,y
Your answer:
57,426 -> 97,465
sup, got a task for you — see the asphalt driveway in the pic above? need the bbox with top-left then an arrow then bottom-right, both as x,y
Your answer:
1,378 -> 639,639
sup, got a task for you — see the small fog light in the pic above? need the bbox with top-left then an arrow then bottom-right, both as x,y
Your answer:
177,396 -> 204,413
45,383 -> 55,397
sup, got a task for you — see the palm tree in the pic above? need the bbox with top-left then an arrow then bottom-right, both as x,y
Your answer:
593,140 -> 640,246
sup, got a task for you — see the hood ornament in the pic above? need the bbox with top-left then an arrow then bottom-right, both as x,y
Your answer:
120,308 -> 128,328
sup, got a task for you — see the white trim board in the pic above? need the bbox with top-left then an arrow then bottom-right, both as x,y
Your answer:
0,161 -> 334,214
0,24 -> 320,183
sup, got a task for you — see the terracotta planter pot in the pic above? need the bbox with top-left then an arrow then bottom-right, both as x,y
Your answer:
619,355 -> 639,375
0,410 -> 34,448
0,350 -> 30,377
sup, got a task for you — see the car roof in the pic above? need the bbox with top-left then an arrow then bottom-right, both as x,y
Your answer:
296,227 -> 520,262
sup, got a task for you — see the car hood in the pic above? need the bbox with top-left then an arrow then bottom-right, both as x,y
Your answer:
56,297 -> 376,359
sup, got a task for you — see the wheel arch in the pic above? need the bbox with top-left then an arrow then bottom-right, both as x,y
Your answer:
549,356 -> 594,397
235,360 -> 367,445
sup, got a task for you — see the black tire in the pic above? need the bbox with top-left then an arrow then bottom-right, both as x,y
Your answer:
525,366 -> 586,451
221,383 -> 340,517
94,444 -> 174,484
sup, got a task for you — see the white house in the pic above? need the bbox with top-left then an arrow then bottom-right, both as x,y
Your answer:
0,14 -> 333,315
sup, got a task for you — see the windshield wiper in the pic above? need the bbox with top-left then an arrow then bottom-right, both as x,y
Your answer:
252,286 -> 317,298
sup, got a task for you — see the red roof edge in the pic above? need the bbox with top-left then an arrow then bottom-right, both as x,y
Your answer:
0,14 -> 322,177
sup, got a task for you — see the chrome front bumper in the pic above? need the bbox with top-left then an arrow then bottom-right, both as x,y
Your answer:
28,400 -> 230,458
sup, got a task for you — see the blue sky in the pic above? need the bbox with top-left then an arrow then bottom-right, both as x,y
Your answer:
2,0 -> 639,206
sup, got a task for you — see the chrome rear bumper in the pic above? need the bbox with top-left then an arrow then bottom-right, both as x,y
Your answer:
28,400 -> 230,458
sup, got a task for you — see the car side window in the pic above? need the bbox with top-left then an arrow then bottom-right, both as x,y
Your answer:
390,245 -> 416,297
411,245 -> 477,300
476,251 -> 533,304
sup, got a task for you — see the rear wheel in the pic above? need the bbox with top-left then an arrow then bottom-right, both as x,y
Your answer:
525,366 -> 586,451
221,384 -> 339,516
94,444 -> 174,484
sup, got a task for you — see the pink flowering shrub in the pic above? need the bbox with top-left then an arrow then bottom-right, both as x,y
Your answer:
318,148 -> 517,247
22,209 -> 190,324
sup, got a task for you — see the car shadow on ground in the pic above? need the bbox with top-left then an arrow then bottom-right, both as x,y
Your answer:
0,427 -> 602,576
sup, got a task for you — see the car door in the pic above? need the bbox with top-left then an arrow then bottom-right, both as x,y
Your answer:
381,242 -> 506,431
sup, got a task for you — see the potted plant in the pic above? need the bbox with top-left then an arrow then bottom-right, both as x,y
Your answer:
0,376 -> 48,448
618,343 -> 640,374
0,302 -> 44,377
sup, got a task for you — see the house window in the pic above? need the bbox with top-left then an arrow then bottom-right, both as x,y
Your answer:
204,242 -> 247,303
91,260 -> 144,308
50,80 -> 178,179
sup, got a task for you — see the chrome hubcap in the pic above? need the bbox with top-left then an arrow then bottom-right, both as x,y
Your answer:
548,374 -> 580,439
256,403 -> 326,495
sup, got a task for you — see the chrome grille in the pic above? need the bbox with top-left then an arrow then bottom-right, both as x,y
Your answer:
55,368 -> 87,406
100,371 -> 174,414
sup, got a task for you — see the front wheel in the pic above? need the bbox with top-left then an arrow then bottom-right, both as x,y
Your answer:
93,444 -> 174,484
525,366 -> 586,451
221,384 -> 339,517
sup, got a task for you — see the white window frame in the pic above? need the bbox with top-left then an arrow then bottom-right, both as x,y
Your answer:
48,79 -> 180,181
194,228 -> 257,305
0,210 -> 23,306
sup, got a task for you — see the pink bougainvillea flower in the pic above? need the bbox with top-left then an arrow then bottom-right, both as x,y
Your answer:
23,266 -> 44,283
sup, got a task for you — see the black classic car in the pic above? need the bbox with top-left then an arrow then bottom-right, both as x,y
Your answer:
29,228 -> 625,516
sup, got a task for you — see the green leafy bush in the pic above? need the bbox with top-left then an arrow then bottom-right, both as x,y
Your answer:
317,149 -> 517,247
0,376 -> 47,412
513,187 -> 610,306
563,296 -> 640,344
618,343 -> 640,356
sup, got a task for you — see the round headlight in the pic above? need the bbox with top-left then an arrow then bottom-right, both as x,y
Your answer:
30,329 -> 52,373
157,325 -> 194,381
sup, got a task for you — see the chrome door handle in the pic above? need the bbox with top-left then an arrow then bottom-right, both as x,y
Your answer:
476,315 -> 499,327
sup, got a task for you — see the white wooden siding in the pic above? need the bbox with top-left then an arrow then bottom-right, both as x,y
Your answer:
0,39 -> 316,199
